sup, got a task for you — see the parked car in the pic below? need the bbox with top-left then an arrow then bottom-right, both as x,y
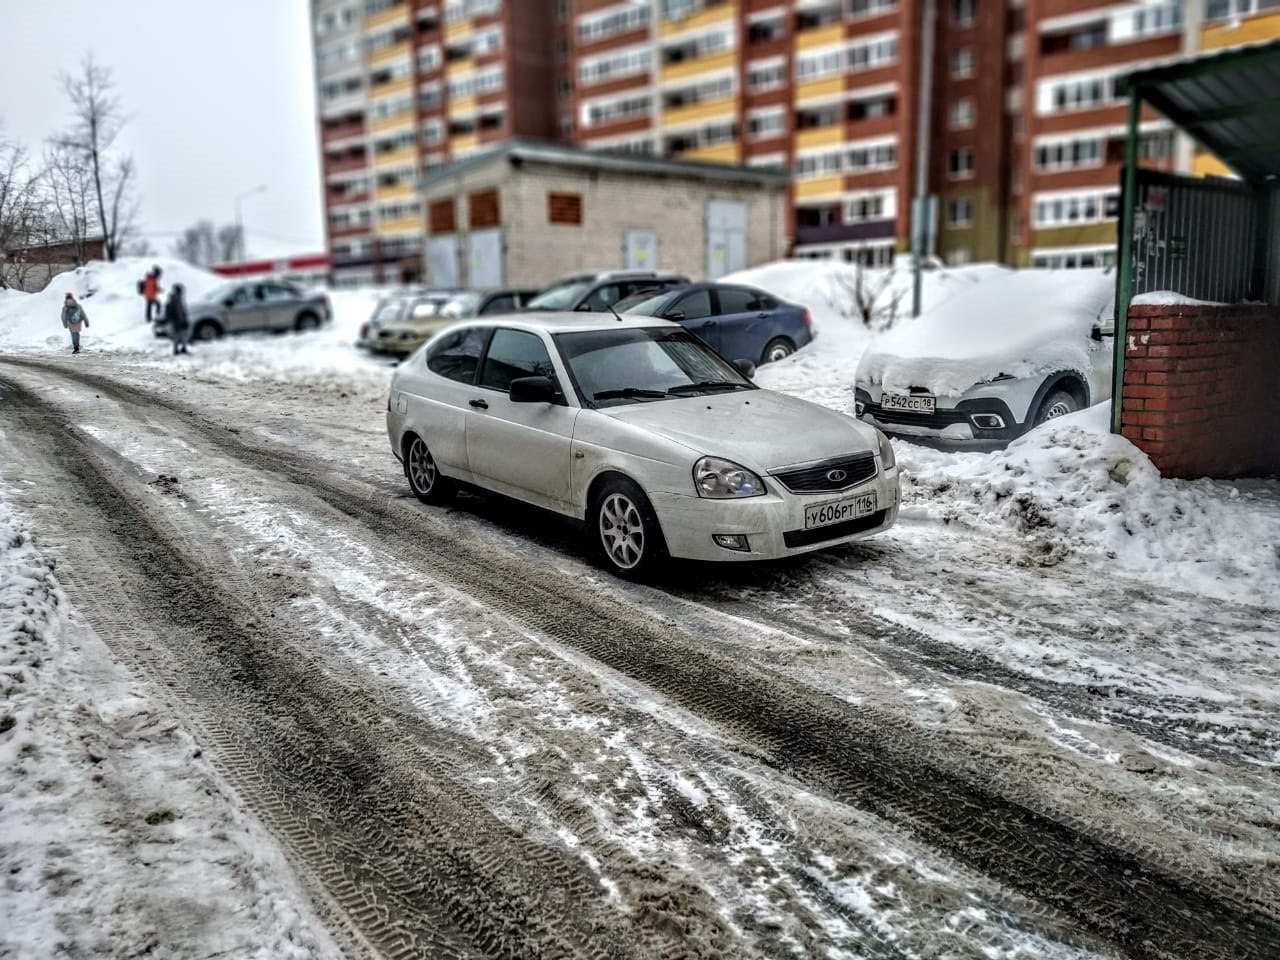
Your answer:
614,282 -> 813,366
853,268 -> 1116,447
386,313 -> 899,577
525,270 -> 688,313
439,288 -> 542,319
360,293 -> 455,358
154,280 -> 331,340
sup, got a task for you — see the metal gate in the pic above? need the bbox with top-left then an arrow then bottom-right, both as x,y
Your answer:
624,229 -> 658,270
706,200 -> 747,280
467,229 -> 503,289
426,236 -> 459,289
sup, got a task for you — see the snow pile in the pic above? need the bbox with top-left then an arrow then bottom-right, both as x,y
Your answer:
725,259 -> 1006,412
0,257 -> 224,354
0,496 -> 342,958
898,404 -> 1280,601
858,268 -> 1115,396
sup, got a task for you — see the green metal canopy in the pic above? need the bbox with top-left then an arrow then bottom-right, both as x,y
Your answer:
1118,39 -> 1280,187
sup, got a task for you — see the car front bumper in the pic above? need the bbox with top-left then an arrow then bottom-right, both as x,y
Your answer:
648,467 -> 899,562
854,385 -> 1028,447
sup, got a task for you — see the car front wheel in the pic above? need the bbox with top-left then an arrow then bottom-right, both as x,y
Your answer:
1034,389 -> 1079,426
193,320 -> 221,341
591,477 -> 663,578
404,435 -> 453,504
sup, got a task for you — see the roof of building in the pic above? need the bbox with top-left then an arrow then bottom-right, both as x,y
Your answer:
1119,39 -> 1280,186
419,138 -> 792,192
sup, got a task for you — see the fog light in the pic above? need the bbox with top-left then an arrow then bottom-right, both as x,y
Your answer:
854,400 -> 866,417
971,413 -> 1005,430
712,534 -> 750,552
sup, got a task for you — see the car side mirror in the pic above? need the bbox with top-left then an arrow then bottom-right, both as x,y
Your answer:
1091,323 -> 1115,341
665,311 -> 686,322
732,358 -> 756,379
509,375 -> 558,403
574,302 -> 594,312
224,299 -> 235,308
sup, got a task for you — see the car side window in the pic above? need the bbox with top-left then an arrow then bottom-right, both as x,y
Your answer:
479,328 -> 558,394
480,294 -> 515,314
426,326 -> 489,383
673,289 -> 713,320
714,288 -> 756,315
583,284 -> 623,310
262,283 -> 297,302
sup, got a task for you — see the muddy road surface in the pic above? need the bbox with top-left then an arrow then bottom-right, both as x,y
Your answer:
2,356 -> 1277,960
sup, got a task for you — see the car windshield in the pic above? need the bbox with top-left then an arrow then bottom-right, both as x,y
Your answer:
554,327 -> 754,407
441,292 -> 484,317
527,281 -> 592,311
613,291 -> 671,316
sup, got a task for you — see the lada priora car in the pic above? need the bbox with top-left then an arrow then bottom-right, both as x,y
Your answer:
386,313 -> 899,577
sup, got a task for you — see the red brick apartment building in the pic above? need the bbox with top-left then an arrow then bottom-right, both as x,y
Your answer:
311,0 -> 1280,284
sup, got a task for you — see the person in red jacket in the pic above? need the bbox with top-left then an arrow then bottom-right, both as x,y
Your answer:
140,266 -> 163,323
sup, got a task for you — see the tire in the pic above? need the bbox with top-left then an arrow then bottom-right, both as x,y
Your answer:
295,311 -> 321,332
404,435 -> 453,505
193,320 -> 221,341
590,477 -> 664,579
1034,389 -> 1079,426
761,337 -> 795,365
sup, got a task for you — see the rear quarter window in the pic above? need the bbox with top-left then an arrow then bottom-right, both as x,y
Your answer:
426,326 -> 489,383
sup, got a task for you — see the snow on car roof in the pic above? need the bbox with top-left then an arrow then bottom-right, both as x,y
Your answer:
857,268 -> 1116,397
464,311 -> 673,334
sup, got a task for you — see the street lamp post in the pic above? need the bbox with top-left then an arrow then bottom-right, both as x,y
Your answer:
234,184 -> 267,263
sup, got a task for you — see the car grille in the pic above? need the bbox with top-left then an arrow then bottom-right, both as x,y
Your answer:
783,509 -> 888,548
865,404 -> 970,428
771,453 -> 877,494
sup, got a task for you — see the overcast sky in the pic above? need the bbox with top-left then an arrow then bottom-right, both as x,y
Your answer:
3,0 -> 324,260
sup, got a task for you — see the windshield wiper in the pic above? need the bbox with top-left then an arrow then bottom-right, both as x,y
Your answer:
593,387 -> 668,401
666,380 -> 750,395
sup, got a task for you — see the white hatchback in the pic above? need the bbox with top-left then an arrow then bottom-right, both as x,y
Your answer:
386,313 -> 899,577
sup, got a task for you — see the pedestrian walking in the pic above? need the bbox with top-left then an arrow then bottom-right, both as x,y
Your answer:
165,283 -> 191,355
61,293 -> 89,354
139,266 -> 163,323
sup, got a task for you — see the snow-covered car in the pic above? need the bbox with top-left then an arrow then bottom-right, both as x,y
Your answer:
853,268 -> 1116,447
154,280 -> 331,341
362,292 -> 456,356
386,314 -> 899,577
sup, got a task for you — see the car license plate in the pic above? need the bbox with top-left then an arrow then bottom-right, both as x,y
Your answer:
804,491 -> 878,530
881,392 -> 936,413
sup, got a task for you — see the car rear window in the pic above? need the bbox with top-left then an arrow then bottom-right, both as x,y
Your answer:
426,326 -> 489,383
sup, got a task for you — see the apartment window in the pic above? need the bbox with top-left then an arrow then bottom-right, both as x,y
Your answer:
948,147 -> 975,179
419,83 -> 442,109
473,26 -> 502,56
578,45 -> 651,86
662,74 -> 736,109
444,0 -> 498,23
747,59 -> 786,91
1031,248 -> 1116,269
421,119 -> 445,145
1034,136 -> 1102,172
548,191 -> 582,225
795,34 -> 898,82
747,108 -> 786,141
1032,190 -> 1119,228
558,76 -> 572,99
577,3 -> 651,42
556,37 -> 570,60
1038,72 -> 1122,114
947,197 -> 973,227
555,0 -> 568,20
748,152 -> 786,168
845,191 -> 895,222
1206,0 -> 1280,20
949,97 -> 974,129
747,14 -> 785,43
417,44 -> 442,71
950,47 -> 975,78
951,0 -> 975,25
580,93 -> 652,128
1132,2 -> 1182,36
847,0 -> 896,16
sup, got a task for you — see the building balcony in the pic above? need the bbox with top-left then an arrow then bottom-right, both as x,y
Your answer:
794,220 -> 895,247
374,146 -> 419,170
795,76 -> 844,106
369,41 -> 412,68
376,216 -> 424,237
371,111 -> 416,135
794,123 -> 844,152
795,22 -> 844,52
659,1 -> 735,39
322,119 -> 366,143
660,96 -> 736,130
659,50 -> 737,85
325,154 -> 369,176
793,175 -> 844,201
678,141 -> 740,164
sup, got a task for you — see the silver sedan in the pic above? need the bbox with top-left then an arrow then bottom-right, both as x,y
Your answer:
386,313 -> 899,577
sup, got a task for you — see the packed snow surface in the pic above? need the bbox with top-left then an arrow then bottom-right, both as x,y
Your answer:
857,267 -> 1116,396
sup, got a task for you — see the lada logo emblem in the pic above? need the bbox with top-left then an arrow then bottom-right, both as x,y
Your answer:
827,469 -> 847,483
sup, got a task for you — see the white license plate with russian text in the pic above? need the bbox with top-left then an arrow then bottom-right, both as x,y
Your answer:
804,492 -> 878,530
881,392 -> 935,413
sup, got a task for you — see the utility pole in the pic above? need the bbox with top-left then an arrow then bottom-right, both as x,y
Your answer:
912,0 -> 937,318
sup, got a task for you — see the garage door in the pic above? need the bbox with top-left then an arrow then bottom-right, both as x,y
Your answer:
624,229 -> 658,270
468,229 -> 504,289
706,200 -> 747,280
426,236 -> 459,289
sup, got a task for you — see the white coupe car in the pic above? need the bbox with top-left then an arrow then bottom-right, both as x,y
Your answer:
854,268 -> 1116,447
386,313 -> 899,577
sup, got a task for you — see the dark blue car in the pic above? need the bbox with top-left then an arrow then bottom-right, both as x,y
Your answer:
615,282 -> 814,366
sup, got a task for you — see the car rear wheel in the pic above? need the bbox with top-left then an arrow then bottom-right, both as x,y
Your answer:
404,435 -> 453,504
591,477 -> 664,579
193,320 -> 221,341
1034,389 -> 1079,426
295,311 -> 321,332
761,337 -> 795,364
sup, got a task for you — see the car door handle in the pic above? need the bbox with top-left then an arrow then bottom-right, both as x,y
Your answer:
701,320 -> 715,327
469,398 -> 489,409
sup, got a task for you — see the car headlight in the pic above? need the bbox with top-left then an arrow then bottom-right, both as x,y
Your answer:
877,431 -> 896,471
693,457 -> 766,498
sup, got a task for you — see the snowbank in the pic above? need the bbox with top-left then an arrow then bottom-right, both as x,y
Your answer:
898,404 -> 1280,601
0,257 -> 224,354
858,268 -> 1115,396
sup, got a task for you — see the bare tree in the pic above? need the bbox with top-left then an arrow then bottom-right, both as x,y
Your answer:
42,141 -> 95,264
216,223 -> 242,264
836,261 -> 907,330
172,219 -> 241,266
0,129 -> 55,290
51,54 -> 138,260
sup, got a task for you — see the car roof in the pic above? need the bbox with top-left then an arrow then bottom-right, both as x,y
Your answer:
441,311 -> 673,335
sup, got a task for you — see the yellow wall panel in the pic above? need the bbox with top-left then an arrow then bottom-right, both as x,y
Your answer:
376,216 -> 424,237
680,142 -> 741,164
375,182 -> 418,202
374,146 -> 419,170
369,41 -> 411,67
795,23 -> 845,52
794,125 -> 845,152
659,50 -> 738,86
369,75 -> 414,100
1029,222 -> 1115,249
795,76 -> 844,106
793,176 -> 844,201
365,3 -> 409,31
371,111 -> 414,135
660,97 -> 736,130
1201,11 -> 1280,50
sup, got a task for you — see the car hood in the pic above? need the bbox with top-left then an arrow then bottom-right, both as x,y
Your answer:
603,389 -> 876,472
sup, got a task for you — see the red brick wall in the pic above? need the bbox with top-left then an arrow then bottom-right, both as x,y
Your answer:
1122,303 -> 1280,479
